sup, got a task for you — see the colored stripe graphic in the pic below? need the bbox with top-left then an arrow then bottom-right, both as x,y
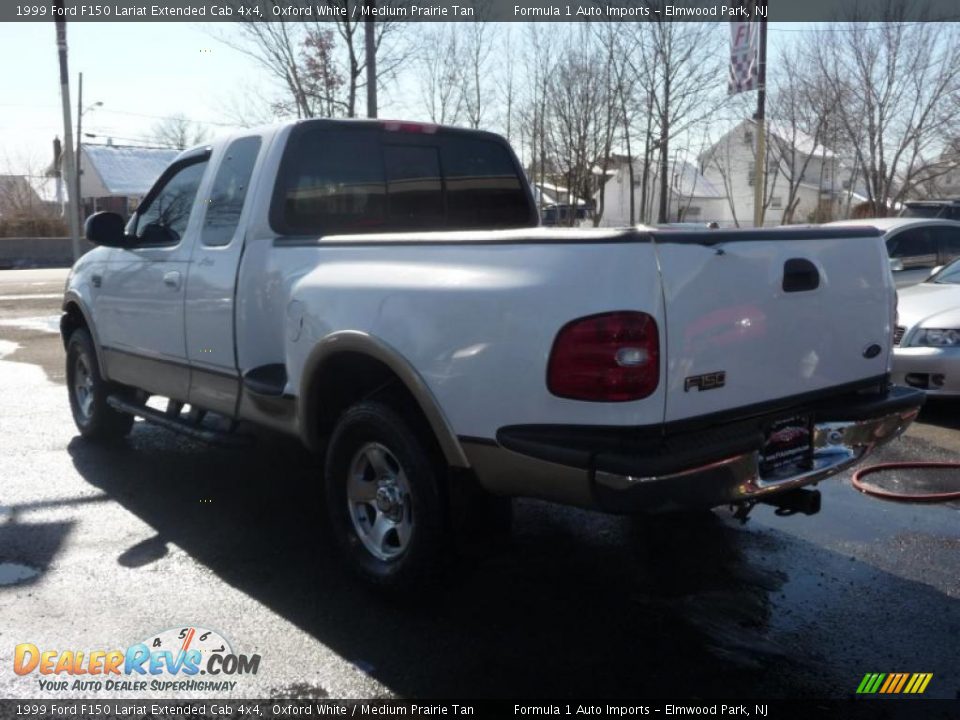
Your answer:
858,673 -> 933,694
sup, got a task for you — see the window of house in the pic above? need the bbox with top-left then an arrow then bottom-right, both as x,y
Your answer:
771,196 -> 783,208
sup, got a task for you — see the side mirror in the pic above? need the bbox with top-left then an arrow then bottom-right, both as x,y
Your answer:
84,211 -> 126,247
889,258 -> 904,273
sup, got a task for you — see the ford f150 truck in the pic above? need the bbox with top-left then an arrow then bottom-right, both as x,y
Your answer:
62,119 -> 924,587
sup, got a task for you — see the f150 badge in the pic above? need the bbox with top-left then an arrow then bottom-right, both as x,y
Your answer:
684,371 -> 726,392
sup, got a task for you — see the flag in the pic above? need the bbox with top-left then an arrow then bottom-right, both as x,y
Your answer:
728,19 -> 759,95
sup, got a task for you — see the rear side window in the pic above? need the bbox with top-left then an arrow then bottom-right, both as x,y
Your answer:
279,128 -> 386,235
273,124 -> 534,236
202,136 -> 261,247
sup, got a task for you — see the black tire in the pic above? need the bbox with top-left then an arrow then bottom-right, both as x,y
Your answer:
66,327 -> 134,442
324,400 -> 447,589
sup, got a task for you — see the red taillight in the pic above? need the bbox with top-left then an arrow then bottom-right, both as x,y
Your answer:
547,311 -> 659,402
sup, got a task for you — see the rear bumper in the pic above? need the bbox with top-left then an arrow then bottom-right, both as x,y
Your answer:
465,385 -> 924,513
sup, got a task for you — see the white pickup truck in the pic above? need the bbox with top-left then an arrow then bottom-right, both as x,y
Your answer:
63,119 -> 923,587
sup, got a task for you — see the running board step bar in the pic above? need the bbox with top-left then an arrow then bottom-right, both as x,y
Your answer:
106,396 -> 252,447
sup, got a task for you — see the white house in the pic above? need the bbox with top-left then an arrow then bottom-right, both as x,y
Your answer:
66,143 -> 179,219
700,119 -> 866,227
594,155 -> 728,227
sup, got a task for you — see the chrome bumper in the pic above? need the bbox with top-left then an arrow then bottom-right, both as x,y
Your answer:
593,404 -> 922,511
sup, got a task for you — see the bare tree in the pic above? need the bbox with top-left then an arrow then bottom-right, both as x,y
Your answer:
150,114 -> 210,150
0,154 -> 67,237
218,15 -> 314,118
313,1 -> 409,118
521,25 -> 557,211
219,2 -> 408,120
623,13 -> 726,223
460,10 -> 493,129
812,2 -> 960,215
415,25 -> 464,125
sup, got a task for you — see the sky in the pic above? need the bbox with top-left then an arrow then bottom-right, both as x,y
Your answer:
0,20 -> 804,186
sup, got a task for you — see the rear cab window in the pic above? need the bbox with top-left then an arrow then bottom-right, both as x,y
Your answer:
270,121 -> 537,236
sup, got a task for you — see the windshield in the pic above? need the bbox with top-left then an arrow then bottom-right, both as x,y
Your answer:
900,205 -> 943,219
930,259 -> 960,284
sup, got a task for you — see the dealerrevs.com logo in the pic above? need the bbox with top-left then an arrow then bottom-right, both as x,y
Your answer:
14,626 -> 261,693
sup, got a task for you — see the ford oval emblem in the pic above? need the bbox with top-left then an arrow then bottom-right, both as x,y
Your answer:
862,343 -> 882,359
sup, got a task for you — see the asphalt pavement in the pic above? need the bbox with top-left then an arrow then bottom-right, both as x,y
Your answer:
0,268 -> 958,701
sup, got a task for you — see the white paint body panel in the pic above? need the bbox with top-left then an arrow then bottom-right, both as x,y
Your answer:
655,237 -> 894,422
275,238 -> 667,436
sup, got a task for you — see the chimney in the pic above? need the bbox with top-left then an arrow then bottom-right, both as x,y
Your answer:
52,137 -> 62,177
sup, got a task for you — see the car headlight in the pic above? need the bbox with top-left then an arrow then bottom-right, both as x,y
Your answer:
913,329 -> 960,347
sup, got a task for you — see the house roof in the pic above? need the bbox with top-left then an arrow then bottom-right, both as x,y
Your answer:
81,144 -> 179,196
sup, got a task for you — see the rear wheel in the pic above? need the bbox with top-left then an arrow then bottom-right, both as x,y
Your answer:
66,328 -> 134,442
324,401 -> 447,589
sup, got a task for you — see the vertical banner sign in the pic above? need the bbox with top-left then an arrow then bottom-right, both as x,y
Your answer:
728,18 -> 759,94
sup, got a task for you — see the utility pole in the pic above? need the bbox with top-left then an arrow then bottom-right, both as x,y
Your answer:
54,4 -> 81,261
364,0 -> 377,119
76,71 -> 83,231
752,4 -> 768,228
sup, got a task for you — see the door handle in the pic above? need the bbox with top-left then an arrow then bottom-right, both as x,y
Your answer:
782,258 -> 820,293
91,274 -> 102,288
163,271 -> 182,290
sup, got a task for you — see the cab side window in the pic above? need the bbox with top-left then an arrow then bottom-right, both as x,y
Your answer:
136,161 -> 208,245
202,137 -> 262,247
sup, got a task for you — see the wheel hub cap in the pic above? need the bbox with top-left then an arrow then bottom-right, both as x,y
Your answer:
346,442 -> 414,562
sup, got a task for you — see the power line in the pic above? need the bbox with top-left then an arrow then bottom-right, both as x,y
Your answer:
0,103 -> 234,128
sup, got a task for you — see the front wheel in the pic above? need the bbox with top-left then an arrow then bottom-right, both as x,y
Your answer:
66,328 -> 134,442
324,401 -> 447,589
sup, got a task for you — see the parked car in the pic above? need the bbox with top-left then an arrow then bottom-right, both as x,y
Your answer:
900,199 -> 960,222
892,258 -> 960,396
826,217 -> 960,288
62,119 -> 923,588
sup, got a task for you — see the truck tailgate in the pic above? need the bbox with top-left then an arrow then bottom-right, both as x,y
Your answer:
652,228 -> 893,423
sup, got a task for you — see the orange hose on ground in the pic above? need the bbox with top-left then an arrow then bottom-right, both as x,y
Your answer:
851,462 -> 960,502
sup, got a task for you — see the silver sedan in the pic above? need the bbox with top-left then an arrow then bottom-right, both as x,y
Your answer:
893,259 -> 960,396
